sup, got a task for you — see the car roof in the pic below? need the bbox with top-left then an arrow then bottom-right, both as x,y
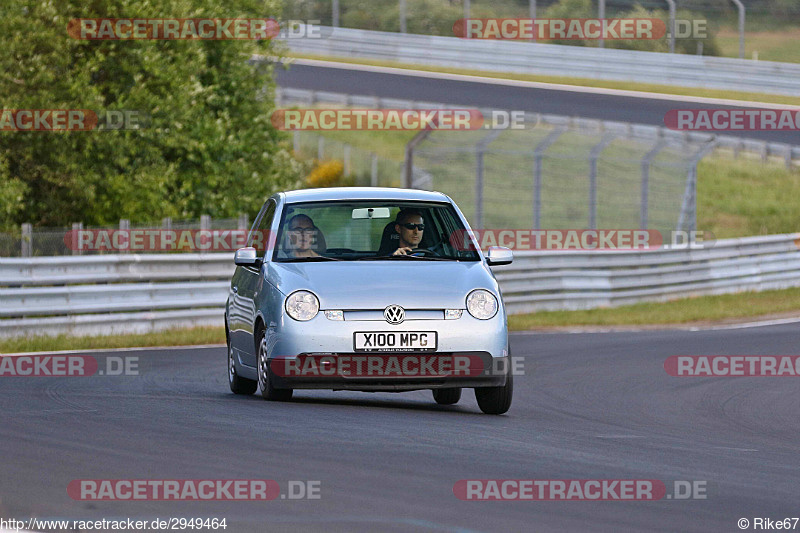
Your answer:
279,187 -> 450,204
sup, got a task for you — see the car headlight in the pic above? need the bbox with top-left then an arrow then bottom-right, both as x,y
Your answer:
285,290 -> 320,321
466,290 -> 498,320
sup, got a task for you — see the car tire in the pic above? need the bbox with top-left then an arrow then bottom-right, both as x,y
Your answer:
257,334 -> 293,402
475,372 -> 513,415
432,388 -> 461,405
228,341 -> 257,395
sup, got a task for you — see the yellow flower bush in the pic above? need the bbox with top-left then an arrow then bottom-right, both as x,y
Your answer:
305,160 -> 344,188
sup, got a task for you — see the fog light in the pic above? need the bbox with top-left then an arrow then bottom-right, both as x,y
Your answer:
324,310 -> 344,321
444,309 -> 463,320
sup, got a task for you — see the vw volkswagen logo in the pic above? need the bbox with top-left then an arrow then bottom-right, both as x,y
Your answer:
384,305 -> 405,324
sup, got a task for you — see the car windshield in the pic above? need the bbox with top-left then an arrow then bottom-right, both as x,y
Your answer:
272,200 -> 481,262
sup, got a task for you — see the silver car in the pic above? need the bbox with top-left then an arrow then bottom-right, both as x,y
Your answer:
225,187 -> 514,414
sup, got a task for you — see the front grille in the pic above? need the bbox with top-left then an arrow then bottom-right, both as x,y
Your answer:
343,309 -> 444,321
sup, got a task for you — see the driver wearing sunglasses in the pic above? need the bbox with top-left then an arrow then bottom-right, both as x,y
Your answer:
391,209 -> 427,256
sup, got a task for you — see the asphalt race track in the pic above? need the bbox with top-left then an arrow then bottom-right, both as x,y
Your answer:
2,324 -> 799,532
275,61 -> 800,145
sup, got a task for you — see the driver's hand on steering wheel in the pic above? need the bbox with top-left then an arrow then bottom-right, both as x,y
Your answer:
392,247 -> 413,256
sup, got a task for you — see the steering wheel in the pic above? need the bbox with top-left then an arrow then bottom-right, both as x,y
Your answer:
409,248 -> 436,256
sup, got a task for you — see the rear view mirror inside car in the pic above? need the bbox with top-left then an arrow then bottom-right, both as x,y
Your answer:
352,207 -> 391,219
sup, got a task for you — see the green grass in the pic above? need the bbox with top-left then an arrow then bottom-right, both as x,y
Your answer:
288,53 -> 800,106
0,327 -> 225,354
508,287 -> 800,329
717,27 -> 800,63
698,155 -> 800,238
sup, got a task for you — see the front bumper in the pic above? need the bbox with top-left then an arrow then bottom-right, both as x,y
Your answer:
269,311 -> 508,355
270,352 -> 509,391
265,312 -> 509,391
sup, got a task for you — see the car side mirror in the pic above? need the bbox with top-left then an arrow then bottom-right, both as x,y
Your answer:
486,246 -> 513,266
234,247 -> 262,268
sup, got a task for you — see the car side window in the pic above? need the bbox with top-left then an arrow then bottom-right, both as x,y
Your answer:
247,200 -> 276,258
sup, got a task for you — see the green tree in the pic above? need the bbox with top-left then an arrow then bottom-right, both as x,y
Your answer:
0,0 -> 305,229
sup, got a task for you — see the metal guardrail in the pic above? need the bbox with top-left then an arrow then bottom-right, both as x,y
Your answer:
2,234 -> 799,338
494,233 -> 800,313
0,254 -> 234,338
0,254 -> 233,285
282,26 -> 800,97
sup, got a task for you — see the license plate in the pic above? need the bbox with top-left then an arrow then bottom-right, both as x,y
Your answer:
354,331 -> 437,352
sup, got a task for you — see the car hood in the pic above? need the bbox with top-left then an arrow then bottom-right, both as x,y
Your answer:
267,260 -> 498,309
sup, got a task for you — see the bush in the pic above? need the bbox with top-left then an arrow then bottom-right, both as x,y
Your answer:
306,160 -> 345,188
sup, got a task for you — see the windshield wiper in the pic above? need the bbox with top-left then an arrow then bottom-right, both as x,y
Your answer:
280,256 -> 342,262
356,255 -> 453,261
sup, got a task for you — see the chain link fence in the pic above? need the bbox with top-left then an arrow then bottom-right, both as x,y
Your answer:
278,87 -> 800,235
408,123 -> 707,234
289,122 -> 705,235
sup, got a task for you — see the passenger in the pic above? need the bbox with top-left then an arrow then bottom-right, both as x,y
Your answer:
284,214 -> 324,258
